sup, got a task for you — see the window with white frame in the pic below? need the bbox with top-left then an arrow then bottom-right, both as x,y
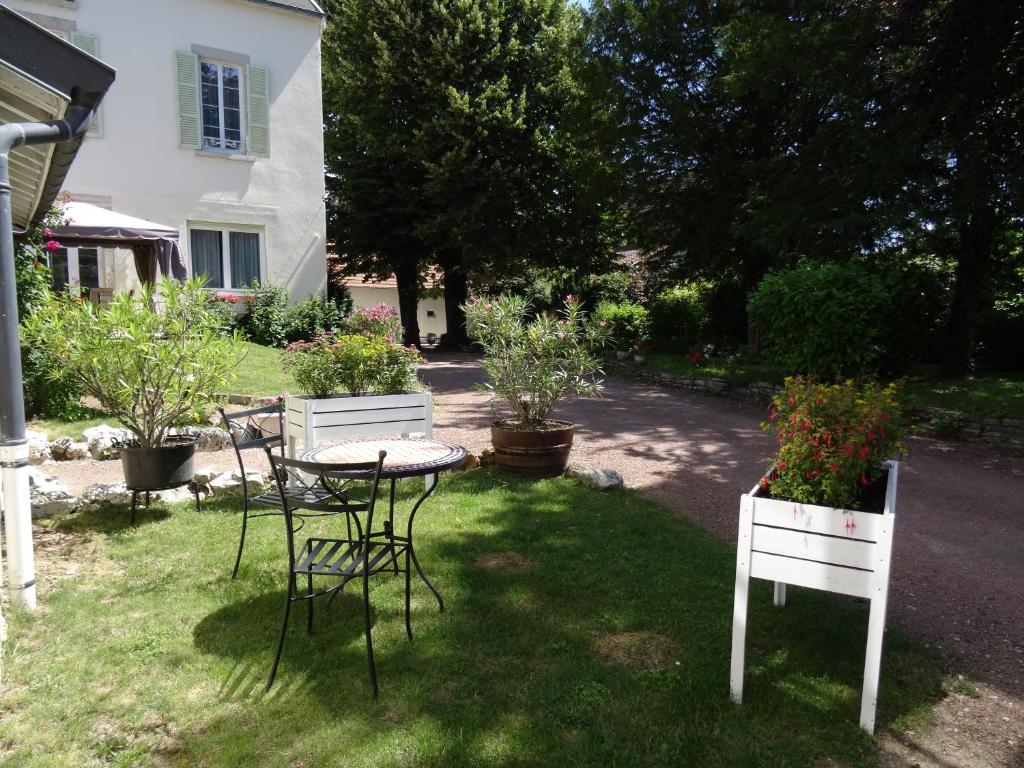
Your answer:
189,225 -> 262,289
200,59 -> 244,153
49,246 -> 101,293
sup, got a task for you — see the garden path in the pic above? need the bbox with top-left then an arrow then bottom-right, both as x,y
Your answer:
420,352 -> 1024,766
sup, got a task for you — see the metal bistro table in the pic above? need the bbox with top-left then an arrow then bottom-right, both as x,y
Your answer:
301,436 -> 467,615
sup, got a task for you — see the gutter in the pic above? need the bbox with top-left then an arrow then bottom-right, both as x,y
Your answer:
0,99 -> 96,611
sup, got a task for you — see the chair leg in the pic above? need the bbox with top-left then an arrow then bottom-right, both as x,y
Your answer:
405,547 -> 413,641
192,482 -> 202,514
306,572 -> 314,635
130,491 -> 139,525
231,500 -> 249,579
362,566 -> 378,697
267,575 -> 295,691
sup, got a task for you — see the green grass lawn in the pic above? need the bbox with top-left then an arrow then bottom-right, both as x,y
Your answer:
629,353 -> 1024,419
28,342 -> 298,440
1,471 -> 944,767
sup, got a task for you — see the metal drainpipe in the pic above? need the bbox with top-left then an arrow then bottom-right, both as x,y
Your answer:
0,101 -> 95,612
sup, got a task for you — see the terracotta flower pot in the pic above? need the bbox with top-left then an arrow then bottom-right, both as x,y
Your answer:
490,419 -> 575,477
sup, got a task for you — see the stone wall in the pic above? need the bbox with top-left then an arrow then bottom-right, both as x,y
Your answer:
605,359 -> 1024,452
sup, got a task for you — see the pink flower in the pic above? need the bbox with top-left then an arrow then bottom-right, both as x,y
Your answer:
44,228 -> 54,237
45,240 -> 60,252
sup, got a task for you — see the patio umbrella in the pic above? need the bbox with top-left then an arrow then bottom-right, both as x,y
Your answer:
53,201 -> 188,284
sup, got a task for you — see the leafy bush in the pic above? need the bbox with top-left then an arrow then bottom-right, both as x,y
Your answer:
975,304 -> 1024,370
761,377 -> 904,509
283,334 -> 422,397
649,283 -> 709,349
285,295 -> 348,343
21,345 -> 86,421
747,263 -> 890,377
464,294 -> 610,427
208,293 -> 247,334
873,260 -> 950,374
241,281 -> 289,347
593,301 -> 650,349
22,279 -> 243,448
342,302 -> 402,342
585,271 -> 632,306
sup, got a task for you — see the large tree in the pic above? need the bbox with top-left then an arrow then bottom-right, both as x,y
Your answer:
323,0 -> 615,348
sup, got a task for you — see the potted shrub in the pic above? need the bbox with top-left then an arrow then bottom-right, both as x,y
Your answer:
730,377 -> 905,734
281,304 -> 429,452
23,278 -> 243,490
464,294 -> 610,476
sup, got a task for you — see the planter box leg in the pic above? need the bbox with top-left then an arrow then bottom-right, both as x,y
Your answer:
730,497 -> 754,704
773,582 -> 786,607
860,596 -> 886,733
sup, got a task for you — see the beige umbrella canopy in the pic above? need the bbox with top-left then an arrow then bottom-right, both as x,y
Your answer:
52,201 -> 187,284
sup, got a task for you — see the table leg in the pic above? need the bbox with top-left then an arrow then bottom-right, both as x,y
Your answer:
406,476 -> 444,612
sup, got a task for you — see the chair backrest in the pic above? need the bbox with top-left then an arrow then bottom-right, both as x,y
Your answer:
265,449 -> 387,565
219,402 -> 286,454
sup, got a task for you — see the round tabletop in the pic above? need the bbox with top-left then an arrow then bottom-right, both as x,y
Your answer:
300,437 -> 468,479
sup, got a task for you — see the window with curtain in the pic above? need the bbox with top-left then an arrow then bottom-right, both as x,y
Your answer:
200,59 -> 243,153
188,225 -> 262,289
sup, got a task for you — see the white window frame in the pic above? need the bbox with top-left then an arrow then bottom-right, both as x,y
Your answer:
49,246 -> 103,294
199,58 -> 246,154
187,222 -> 266,291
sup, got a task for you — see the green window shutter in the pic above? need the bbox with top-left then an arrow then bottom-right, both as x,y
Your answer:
246,65 -> 270,158
70,32 -> 103,137
175,51 -> 201,150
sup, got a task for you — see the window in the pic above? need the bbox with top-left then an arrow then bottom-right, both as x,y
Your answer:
189,226 -> 262,289
200,59 -> 244,153
49,247 -> 100,293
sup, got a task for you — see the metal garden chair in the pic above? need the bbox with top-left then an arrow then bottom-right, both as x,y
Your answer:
219,402 -> 340,578
265,448 -> 408,696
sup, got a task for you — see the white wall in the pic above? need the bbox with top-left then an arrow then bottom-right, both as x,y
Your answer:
347,286 -> 448,340
8,0 -> 328,301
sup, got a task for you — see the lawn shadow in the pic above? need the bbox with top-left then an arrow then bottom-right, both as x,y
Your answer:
58,503 -> 171,534
176,469 -> 946,766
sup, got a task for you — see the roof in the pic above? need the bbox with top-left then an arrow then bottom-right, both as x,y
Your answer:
243,0 -> 325,18
0,6 -> 115,231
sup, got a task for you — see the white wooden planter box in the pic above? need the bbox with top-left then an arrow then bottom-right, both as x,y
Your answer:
730,460 -> 899,734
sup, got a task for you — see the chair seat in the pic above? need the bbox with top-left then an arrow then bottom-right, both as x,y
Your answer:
295,537 -> 404,578
251,486 -> 347,510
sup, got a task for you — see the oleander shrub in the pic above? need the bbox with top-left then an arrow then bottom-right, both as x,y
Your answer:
593,301 -> 651,350
22,345 -> 87,420
341,302 -> 403,342
761,377 -> 904,509
747,263 -> 890,377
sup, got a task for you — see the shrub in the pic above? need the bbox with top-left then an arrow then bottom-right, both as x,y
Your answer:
649,283 -> 709,349
285,295 -> 348,343
585,271 -> 632,306
747,263 -> 890,377
282,334 -> 422,398
241,281 -> 289,347
464,294 -> 610,427
208,293 -> 246,334
593,301 -> 650,349
761,377 -> 904,509
22,279 -> 243,448
873,260 -> 950,374
21,345 -> 87,421
342,302 -> 402,342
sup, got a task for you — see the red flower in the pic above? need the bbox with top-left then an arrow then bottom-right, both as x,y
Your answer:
45,240 -> 60,252
858,445 -> 869,461
859,473 -> 869,487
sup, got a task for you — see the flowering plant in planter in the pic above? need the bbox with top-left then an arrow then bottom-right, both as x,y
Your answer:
283,333 -> 422,398
464,294 -> 610,429
760,376 -> 904,509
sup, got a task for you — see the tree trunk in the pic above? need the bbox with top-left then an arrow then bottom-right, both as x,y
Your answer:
940,205 -> 996,377
437,248 -> 470,349
394,257 -> 421,348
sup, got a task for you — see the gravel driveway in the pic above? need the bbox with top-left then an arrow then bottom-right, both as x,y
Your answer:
419,353 -> 1024,766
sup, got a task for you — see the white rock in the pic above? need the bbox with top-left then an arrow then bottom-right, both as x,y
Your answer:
171,426 -> 232,453
209,470 -> 264,495
154,486 -> 197,504
83,424 -> 134,460
26,430 -> 51,465
80,482 -> 132,507
568,466 -> 624,491
49,437 -> 90,462
193,467 -> 220,486
28,471 -> 77,518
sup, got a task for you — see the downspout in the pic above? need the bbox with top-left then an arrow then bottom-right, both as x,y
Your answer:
0,99 -> 95,612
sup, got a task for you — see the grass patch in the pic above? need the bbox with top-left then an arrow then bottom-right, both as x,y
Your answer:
633,352 -> 786,385
1,471 -> 944,767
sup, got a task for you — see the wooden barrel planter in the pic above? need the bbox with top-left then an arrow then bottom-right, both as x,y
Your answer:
490,420 -> 575,477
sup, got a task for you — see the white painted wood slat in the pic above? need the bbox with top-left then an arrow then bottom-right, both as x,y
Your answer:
751,525 -> 878,571
749,551 -> 874,599
750,495 -> 883,542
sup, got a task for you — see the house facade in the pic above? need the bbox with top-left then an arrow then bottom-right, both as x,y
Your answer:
6,0 -> 328,299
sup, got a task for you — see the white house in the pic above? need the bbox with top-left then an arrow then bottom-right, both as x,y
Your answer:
5,0 -> 328,300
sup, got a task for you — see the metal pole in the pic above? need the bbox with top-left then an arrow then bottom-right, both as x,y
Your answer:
0,106 -> 93,610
